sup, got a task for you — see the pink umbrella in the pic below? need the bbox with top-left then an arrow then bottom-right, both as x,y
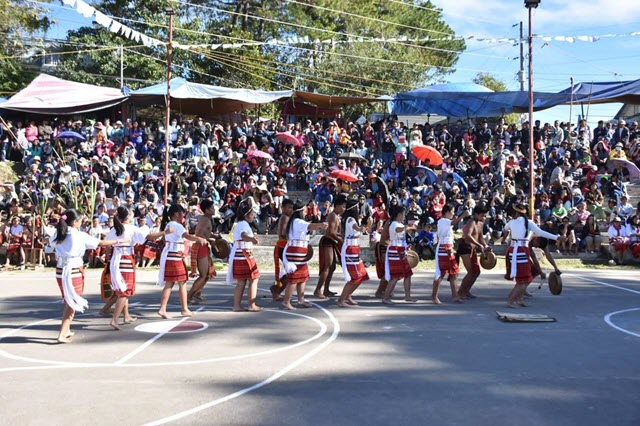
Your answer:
330,169 -> 359,182
248,150 -> 273,161
275,132 -> 303,147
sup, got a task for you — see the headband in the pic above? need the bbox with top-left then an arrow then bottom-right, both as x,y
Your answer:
346,203 -> 359,211
514,205 -> 528,214
294,207 -> 305,212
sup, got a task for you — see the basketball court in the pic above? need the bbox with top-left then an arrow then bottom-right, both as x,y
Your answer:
1,268 -> 639,425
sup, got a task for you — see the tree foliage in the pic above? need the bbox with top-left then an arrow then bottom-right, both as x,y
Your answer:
473,72 -> 508,92
0,0 -> 53,93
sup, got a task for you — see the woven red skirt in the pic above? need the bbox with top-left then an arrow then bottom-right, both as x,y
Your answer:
232,249 -> 260,280
505,246 -> 536,284
274,239 -> 287,287
375,243 -> 387,279
344,245 -> 369,286
142,240 -> 160,260
100,266 -> 114,301
612,240 -> 629,253
56,266 -> 85,300
318,236 -> 340,271
387,245 -> 413,280
163,251 -> 188,283
114,254 -> 136,297
286,245 -> 309,284
437,243 -> 459,277
631,242 -> 640,258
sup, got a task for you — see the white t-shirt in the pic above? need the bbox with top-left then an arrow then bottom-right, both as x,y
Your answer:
389,220 -> 405,243
288,218 -> 310,241
345,217 -> 360,238
437,218 -> 454,245
51,228 -> 101,262
105,223 -> 148,248
233,221 -> 253,241
165,221 -> 186,243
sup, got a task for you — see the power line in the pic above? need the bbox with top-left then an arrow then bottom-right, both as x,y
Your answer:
170,0 -> 505,59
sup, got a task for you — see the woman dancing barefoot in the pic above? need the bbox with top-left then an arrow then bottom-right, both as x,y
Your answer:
106,207 -> 172,330
281,200 -> 328,310
227,204 -> 262,312
157,204 -> 208,319
50,209 -> 122,343
337,199 -> 370,307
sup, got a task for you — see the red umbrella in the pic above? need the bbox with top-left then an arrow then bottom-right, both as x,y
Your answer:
248,149 -> 273,161
330,169 -> 359,182
412,145 -> 444,167
275,132 -> 303,147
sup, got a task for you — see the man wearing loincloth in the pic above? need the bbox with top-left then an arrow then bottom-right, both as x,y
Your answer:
457,204 -> 491,300
187,200 -> 218,304
270,198 -> 294,301
314,194 -> 347,298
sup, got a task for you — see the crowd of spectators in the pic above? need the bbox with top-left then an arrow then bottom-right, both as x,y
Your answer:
1,113 -> 640,268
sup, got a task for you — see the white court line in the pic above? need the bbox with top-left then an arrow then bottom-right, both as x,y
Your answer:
0,307 -> 327,370
604,308 -> 640,338
143,301 -> 341,426
115,307 -> 205,365
568,274 -> 640,296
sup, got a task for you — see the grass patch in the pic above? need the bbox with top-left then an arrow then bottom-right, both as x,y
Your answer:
0,161 -> 19,183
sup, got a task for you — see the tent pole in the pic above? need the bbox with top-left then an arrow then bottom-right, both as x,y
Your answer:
164,7 -> 175,207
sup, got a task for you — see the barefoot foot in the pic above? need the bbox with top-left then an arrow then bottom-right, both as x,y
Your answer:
157,311 -> 171,319
431,297 -> 443,305
57,335 -> 72,343
313,291 -> 328,299
109,321 -> 121,331
282,302 -> 296,310
181,310 -> 194,317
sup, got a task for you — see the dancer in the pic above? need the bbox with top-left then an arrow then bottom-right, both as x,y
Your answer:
188,200 -> 218,304
315,194 -> 347,298
457,204 -> 491,300
282,200 -> 328,310
337,199 -> 370,307
270,198 -> 294,301
157,204 -> 208,319
504,203 -> 563,308
382,205 -> 417,304
432,206 -> 469,304
106,207 -> 171,330
49,209 -> 122,343
227,204 -> 262,312
374,219 -> 391,298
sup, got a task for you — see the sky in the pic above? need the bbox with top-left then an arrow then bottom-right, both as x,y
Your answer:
40,0 -> 640,126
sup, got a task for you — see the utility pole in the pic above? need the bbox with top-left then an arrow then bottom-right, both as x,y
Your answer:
164,7 -> 175,207
120,45 -> 124,90
525,0 -> 539,219
519,21 -> 525,92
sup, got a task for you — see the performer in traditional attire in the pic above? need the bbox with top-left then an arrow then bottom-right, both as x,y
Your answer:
337,199 -> 370,307
106,207 -> 171,330
282,200 -> 328,310
141,217 -> 163,267
49,209 -> 121,343
188,200 -> 218,304
382,205 -> 417,304
315,194 -> 347,298
374,220 -> 391,298
504,203 -> 562,308
227,204 -> 262,312
432,205 -> 469,304
457,204 -> 491,300
157,204 -> 208,319
270,198 -> 294,301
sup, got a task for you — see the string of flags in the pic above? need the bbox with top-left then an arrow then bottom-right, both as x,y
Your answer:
62,0 -> 640,50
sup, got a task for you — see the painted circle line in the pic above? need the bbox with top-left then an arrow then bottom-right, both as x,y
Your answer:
135,320 -> 208,334
0,306 -> 328,370
604,307 -> 640,338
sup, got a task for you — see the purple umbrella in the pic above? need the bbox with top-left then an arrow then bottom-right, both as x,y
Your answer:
608,158 -> 640,182
54,131 -> 86,141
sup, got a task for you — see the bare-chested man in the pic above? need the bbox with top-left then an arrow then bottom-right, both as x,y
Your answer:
314,194 -> 347,298
374,219 -> 391,298
187,200 -> 218,304
457,204 -> 491,300
270,198 -> 294,301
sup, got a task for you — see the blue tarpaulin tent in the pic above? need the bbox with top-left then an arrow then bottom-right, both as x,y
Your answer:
559,79 -> 640,105
393,83 -> 570,117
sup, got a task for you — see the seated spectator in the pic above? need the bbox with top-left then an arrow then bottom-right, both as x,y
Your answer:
551,199 -> 568,221
627,215 -> 640,258
557,216 -> 576,254
582,215 -> 601,253
608,216 -> 630,265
